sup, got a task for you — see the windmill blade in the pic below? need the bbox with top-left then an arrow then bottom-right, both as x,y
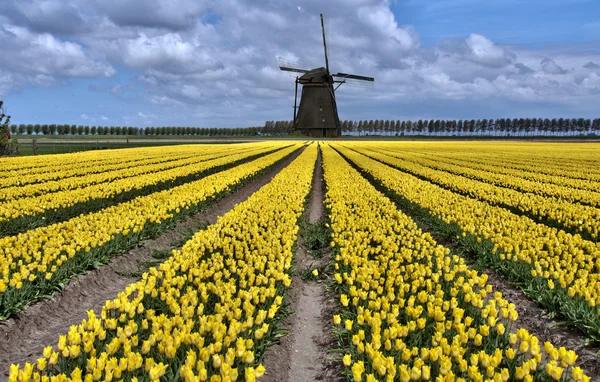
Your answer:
320,14 -> 330,73
333,72 -> 375,82
279,66 -> 310,74
278,57 -> 310,74
337,78 -> 375,89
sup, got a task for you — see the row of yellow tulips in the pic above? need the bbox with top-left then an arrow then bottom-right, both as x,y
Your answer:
0,145 -> 192,177
334,144 -> 600,341
0,143 -> 302,319
374,146 -> 600,204
383,147 -> 599,193
350,146 -> 600,240
389,142 -> 600,181
0,144 -> 280,225
0,146 -> 259,202
322,144 -> 589,381
8,143 -> 317,382
0,144 -> 260,188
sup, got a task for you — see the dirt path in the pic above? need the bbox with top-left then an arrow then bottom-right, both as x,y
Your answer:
0,148 -> 304,377
263,148 -> 341,382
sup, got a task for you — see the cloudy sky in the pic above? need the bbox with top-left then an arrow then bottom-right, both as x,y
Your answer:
1,0 -> 599,127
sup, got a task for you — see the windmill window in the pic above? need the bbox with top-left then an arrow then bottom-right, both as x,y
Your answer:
319,106 -> 323,111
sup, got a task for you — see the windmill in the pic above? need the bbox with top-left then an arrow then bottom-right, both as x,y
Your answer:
280,14 -> 374,138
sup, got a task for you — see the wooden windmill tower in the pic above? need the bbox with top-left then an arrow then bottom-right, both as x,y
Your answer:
280,14 -> 374,138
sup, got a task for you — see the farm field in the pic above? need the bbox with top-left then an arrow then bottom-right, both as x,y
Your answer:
2,141 -> 599,381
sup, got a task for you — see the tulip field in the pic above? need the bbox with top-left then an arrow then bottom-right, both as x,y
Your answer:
2,141 -> 599,381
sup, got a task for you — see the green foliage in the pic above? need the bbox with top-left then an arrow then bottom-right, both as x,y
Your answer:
0,100 -> 15,156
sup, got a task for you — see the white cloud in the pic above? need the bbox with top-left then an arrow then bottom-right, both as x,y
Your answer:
582,73 -> 600,91
80,113 -> 89,119
465,34 -> 512,67
137,111 -> 156,118
99,32 -> 223,76
0,24 -> 115,81
0,0 -> 599,124
541,58 -> 567,75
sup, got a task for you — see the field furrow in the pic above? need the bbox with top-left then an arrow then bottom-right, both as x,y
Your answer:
333,143 -> 600,342
7,143 -> 317,382
0,143 -> 302,319
0,143 -> 307,377
388,149 -> 600,193
0,144 -> 286,237
0,148 -> 259,201
375,146 -> 600,204
350,145 -> 600,241
322,144 -> 590,381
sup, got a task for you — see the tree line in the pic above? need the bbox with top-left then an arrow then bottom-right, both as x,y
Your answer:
338,118 -> 600,136
8,124 -> 264,136
7,118 -> 600,137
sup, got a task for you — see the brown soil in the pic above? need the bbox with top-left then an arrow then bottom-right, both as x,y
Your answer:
0,148 -> 304,377
481,270 -> 600,379
263,148 -> 343,382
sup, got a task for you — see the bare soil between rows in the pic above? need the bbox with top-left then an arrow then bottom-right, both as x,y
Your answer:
0,148 -> 304,377
262,147 -> 343,382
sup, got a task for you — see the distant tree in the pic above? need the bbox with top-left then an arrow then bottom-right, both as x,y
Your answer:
10,124 -> 17,135
84,126 -> 90,135
356,121 -> 363,136
479,119 -> 487,136
584,119 -> 592,135
90,126 -> 97,135
383,120 -> 390,136
26,124 -> 34,135
366,120 -> 373,135
77,125 -> 84,135
593,118 -> 600,135
49,124 -> 57,135
406,120 -> 412,135
41,124 -> 49,135
0,101 -> 11,155
456,120 -> 463,135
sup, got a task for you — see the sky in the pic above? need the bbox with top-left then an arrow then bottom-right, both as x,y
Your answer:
0,0 -> 599,128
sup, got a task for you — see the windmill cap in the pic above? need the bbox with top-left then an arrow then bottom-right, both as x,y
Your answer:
298,67 -> 331,84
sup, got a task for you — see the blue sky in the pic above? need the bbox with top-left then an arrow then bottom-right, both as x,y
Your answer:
393,1 -> 600,47
0,0 -> 599,127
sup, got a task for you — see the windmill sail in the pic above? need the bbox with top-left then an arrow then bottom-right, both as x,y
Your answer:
278,13 -> 374,138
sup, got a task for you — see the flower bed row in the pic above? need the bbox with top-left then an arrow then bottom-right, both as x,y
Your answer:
0,145 -> 256,201
0,143 -> 302,320
335,143 -> 600,343
351,145 -> 600,240
0,143 -> 286,237
8,143 -> 317,382
322,144 -> 589,381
